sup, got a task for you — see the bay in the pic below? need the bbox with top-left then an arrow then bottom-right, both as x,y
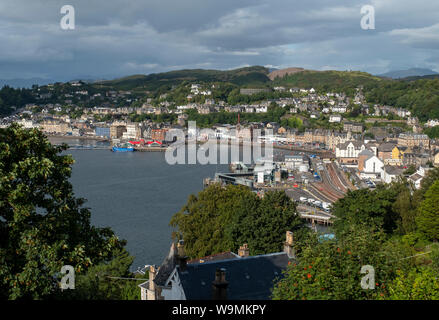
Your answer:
61,141 -> 227,270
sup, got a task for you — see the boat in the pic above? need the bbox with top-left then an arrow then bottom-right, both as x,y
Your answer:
112,143 -> 134,152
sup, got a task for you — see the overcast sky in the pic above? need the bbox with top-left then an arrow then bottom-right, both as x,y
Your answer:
0,0 -> 438,81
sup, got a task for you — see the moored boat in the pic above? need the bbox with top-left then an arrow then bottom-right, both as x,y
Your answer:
112,143 -> 134,152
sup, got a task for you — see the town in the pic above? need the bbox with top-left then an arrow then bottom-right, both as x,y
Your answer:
2,79 -> 439,213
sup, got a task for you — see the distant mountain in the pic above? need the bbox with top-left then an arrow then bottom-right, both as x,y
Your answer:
0,78 -> 56,89
377,68 -> 438,79
94,66 -> 271,90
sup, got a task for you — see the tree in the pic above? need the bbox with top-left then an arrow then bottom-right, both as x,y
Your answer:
0,124 -> 126,299
272,223 -> 412,300
385,267 -> 439,300
170,184 -> 306,259
331,183 -> 403,236
68,249 -> 141,300
228,191 -> 307,255
416,180 -> 439,241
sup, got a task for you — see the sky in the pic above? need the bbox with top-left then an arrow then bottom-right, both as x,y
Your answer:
0,0 -> 438,81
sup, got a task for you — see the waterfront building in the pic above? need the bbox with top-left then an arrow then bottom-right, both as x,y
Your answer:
95,126 -> 110,138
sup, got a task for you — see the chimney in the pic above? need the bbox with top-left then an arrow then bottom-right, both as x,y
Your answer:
177,240 -> 188,271
238,243 -> 249,258
284,231 -> 295,259
147,265 -> 158,300
212,268 -> 228,300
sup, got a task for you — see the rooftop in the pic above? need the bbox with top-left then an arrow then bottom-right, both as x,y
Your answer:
177,252 -> 290,300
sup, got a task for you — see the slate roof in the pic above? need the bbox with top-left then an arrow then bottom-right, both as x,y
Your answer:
384,165 -> 405,176
187,251 -> 239,264
177,252 -> 290,300
378,142 -> 396,152
359,149 -> 374,157
154,242 -> 178,286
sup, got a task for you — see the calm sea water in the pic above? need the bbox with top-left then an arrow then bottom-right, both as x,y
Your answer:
53,137 -> 328,270
58,139 -> 227,270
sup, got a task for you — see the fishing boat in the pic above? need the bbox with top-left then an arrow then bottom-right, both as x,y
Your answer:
112,143 -> 134,152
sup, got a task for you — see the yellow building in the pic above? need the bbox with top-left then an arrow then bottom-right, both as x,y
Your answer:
384,146 -> 405,166
392,146 -> 404,160
434,151 -> 439,167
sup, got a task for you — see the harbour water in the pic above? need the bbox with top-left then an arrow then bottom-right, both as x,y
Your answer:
55,137 -> 329,270
60,139 -> 228,270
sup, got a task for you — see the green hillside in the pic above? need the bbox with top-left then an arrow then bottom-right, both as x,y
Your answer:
94,66 -> 271,91
272,70 -> 383,95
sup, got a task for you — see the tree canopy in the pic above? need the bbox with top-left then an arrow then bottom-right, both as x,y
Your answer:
0,124 -> 128,299
170,184 -> 307,259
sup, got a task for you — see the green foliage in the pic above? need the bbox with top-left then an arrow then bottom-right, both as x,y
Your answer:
424,126 -> 439,139
365,78 -> 439,122
272,223 -> 412,300
416,180 -> 439,241
280,116 -> 303,129
385,267 -> 439,300
0,85 -> 35,116
331,183 -> 404,236
0,124 -> 127,299
273,70 -> 381,96
95,66 -> 270,91
403,164 -> 416,175
170,184 -> 306,259
67,249 -> 141,300
228,191 -> 307,255
185,106 -> 286,128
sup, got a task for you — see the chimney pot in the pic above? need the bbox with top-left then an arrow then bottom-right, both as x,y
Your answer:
284,231 -> 295,259
212,268 -> 228,300
176,240 -> 188,271
238,243 -> 250,257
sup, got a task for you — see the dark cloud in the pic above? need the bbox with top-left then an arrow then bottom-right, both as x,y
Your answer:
0,0 -> 438,80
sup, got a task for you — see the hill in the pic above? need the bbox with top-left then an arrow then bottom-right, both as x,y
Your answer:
377,68 -> 438,79
268,67 -> 306,81
94,66 -> 271,91
272,70 -> 383,95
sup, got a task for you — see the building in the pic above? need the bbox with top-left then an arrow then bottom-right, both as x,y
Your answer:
397,133 -> 430,148
335,141 -> 366,164
40,120 -> 71,134
139,232 -> 295,300
434,150 -> 439,167
284,154 -> 310,172
381,166 -> 405,184
239,88 -> 271,95
359,154 -> 384,180
151,128 -> 170,142
329,115 -> 342,123
122,123 -> 141,140
110,124 -> 126,139
95,126 -> 110,138
377,142 -> 397,162
343,122 -> 363,133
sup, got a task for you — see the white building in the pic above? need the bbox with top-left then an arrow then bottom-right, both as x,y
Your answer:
336,141 -> 366,159
360,155 -> 384,180
329,115 -> 342,123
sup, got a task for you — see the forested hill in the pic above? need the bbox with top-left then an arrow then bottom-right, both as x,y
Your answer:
272,70 -> 383,95
0,86 -> 35,116
94,66 -> 271,91
364,78 -> 439,122
271,69 -> 439,122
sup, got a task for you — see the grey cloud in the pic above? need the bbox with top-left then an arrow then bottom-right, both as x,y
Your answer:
0,0 -> 438,80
